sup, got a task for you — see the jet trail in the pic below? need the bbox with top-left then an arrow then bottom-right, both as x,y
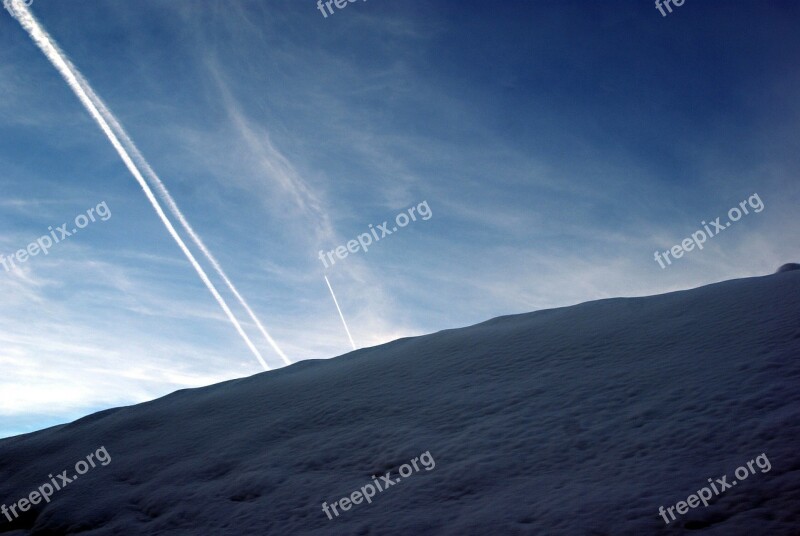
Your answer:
5,0 -> 274,370
68,67 -> 291,367
324,275 -> 356,350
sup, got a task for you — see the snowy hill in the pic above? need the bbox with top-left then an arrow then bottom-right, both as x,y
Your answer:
1,270 -> 799,535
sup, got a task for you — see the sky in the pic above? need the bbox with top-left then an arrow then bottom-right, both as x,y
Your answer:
0,0 -> 798,438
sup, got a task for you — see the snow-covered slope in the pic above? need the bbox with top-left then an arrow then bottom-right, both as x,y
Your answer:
1,270 -> 799,535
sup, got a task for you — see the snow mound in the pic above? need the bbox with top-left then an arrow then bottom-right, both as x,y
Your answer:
776,263 -> 800,273
0,271 -> 799,535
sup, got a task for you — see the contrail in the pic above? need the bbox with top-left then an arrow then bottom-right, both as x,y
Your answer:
324,275 -> 356,350
68,68 -> 291,367
5,0 -> 274,370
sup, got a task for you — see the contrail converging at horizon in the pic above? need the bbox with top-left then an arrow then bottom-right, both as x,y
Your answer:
324,275 -> 356,350
4,0 -> 287,370
71,72 -> 292,367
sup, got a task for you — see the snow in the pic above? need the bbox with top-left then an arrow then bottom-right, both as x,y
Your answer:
1,269 -> 799,535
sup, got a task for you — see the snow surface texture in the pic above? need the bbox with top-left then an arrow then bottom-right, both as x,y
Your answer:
0,270 -> 798,535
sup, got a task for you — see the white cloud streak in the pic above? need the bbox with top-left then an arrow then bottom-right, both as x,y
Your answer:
325,275 -> 356,350
5,0 -> 276,370
69,72 -> 292,367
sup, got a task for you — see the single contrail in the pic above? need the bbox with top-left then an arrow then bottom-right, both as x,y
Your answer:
68,67 -> 291,367
5,0 -> 274,370
324,275 -> 356,350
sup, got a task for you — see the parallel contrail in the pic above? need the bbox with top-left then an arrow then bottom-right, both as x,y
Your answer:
5,0 -> 275,370
324,275 -> 356,350
70,69 -> 291,367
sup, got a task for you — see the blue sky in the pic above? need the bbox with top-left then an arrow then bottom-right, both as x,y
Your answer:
1,0 -> 798,438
